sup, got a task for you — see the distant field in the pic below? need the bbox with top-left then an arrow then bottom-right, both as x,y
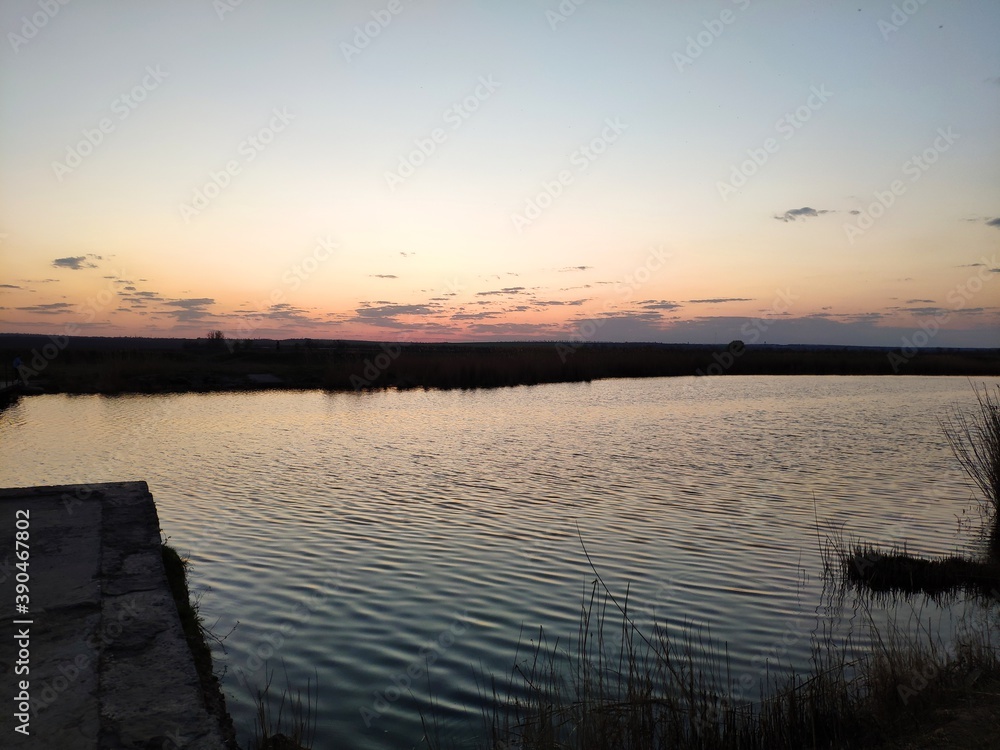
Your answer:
1,334 -> 999,395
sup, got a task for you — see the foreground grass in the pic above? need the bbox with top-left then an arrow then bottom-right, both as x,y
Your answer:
482,582 -> 999,750
943,383 -> 1000,553
241,665 -> 316,750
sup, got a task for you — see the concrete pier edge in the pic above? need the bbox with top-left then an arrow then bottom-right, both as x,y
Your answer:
0,481 -> 236,749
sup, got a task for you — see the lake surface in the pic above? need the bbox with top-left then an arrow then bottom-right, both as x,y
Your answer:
1,375 -> 997,748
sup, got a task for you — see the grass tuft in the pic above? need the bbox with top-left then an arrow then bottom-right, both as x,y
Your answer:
942,382 -> 1000,555
838,543 -> 1000,598
240,663 -> 317,750
484,580 -> 999,750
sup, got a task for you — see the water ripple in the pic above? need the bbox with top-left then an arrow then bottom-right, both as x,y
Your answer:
1,376 -> 996,748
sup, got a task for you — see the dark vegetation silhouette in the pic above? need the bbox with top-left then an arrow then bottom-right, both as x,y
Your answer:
1,335 -> 998,395
463,537 -> 1000,750
838,384 -> 1000,598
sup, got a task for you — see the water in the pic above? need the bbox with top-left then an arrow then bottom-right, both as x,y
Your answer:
1,375 -> 996,748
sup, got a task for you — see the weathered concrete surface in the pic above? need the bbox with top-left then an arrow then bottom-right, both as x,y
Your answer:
0,482 -> 231,749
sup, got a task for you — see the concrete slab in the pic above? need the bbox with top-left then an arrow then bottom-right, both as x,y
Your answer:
0,482 -> 232,749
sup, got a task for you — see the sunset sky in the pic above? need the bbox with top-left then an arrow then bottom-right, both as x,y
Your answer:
1,0 -> 998,346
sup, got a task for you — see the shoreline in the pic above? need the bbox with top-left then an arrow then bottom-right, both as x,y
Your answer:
2,337 -> 998,397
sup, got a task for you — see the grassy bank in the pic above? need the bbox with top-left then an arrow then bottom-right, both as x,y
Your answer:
4,336 -> 1000,395
161,541 -> 240,749
840,544 -> 1000,597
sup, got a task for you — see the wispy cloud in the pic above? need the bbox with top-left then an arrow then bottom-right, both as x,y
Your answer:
257,303 -> 322,323
685,297 -> 754,304
898,305 -> 947,315
639,299 -> 682,310
476,287 -> 526,296
351,302 -> 440,328
52,254 -> 102,270
15,302 -> 74,314
774,207 -> 830,223
532,299 -> 588,306
451,310 -> 504,320
466,321 -> 564,336
160,297 -> 215,321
